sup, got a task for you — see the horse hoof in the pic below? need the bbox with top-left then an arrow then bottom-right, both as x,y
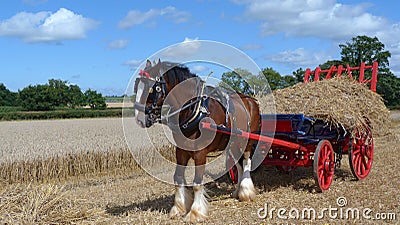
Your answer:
169,205 -> 185,219
238,178 -> 256,201
184,210 -> 206,223
232,189 -> 239,199
238,185 -> 256,201
238,189 -> 256,202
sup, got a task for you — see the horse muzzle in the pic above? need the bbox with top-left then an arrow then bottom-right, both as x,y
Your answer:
134,102 -> 153,114
134,103 -> 161,128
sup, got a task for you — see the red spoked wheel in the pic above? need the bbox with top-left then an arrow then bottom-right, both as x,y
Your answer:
349,127 -> 374,180
313,140 -> 335,192
226,153 -> 238,184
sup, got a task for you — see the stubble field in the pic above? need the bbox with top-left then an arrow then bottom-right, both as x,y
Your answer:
0,112 -> 399,224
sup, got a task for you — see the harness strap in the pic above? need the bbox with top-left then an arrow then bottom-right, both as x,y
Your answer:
225,93 -> 230,124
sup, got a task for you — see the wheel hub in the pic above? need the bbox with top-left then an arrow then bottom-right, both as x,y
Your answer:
324,159 -> 334,176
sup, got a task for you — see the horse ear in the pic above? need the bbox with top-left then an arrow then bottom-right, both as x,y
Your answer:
158,58 -> 161,64
145,59 -> 152,69
153,59 -> 157,65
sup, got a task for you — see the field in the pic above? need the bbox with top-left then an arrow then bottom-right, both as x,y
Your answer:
0,112 -> 399,224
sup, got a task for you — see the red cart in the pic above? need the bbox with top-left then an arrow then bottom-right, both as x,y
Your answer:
201,114 -> 373,192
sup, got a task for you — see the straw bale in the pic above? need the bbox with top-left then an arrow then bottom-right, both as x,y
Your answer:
258,77 -> 390,135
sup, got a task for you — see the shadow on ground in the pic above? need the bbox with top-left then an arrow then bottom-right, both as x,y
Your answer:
106,194 -> 174,216
105,163 -> 354,216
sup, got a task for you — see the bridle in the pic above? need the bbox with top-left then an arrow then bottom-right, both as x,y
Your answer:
134,69 -> 168,124
134,64 -> 213,131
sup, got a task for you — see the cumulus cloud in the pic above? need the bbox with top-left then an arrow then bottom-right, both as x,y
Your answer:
118,6 -> 190,29
235,0 -> 385,40
266,48 -> 331,67
188,65 -> 209,73
160,37 -> 201,59
107,39 -> 129,49
123,59 -> 143,70
234,0 -> 400,75
0,8 -> 98,43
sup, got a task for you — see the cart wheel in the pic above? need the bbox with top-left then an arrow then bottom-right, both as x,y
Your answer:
313,140 -> 335,192
226,153 -> 238,184
349,127 -> 374,180
229,165 -> 238,184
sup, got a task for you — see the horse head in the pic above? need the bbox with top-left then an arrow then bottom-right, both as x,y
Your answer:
134,59 -> 180,128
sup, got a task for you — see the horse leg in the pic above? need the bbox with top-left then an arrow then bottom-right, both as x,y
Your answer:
238,151 -> 256,201
184,152 -> 209,223
170,148 -> 193,218
232,162 -> 243,199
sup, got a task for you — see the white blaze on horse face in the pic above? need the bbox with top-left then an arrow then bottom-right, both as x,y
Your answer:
135,80 -> 145,118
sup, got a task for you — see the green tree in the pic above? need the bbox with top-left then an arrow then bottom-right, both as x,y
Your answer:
84,89 -> 106,109
18,84 -> 54,111
67,84 -> 85,108
376,70 -> 400,107
0,83 -> 18,106
221,69 -> 253,95
262,67 -> 296,91
338,35 -> 399,107
261,68 -> 281,91
292,68 -> 305,83
281,75 -> 296,88
340,36 -> 391,69
48,79 -> 70,107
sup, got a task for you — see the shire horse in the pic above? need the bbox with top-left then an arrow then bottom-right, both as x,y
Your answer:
134,59 -> 260,223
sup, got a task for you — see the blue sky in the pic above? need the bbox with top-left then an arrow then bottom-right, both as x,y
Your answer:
0,0 -> 399,95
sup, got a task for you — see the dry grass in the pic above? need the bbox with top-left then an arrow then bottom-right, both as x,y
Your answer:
258,77 -> 390,136
64,111 -> 400,224
0,183 -> 107,224
0,91 -> 398,224
0,149 -> 137,184
0,118 -> 174,185
0,118 -> 127,163
0,116 -> 398,224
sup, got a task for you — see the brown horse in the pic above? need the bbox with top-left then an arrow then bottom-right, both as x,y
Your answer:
134,59 -> 260,223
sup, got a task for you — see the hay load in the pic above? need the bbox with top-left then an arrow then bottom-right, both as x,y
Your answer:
258,77 -> 390,135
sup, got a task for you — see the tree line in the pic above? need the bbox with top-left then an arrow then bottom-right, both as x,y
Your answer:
0,79 -> 106,111
221,35 -> 400,108
1,35 -> 399,110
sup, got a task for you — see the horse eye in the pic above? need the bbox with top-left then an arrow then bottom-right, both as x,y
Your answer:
156,86 -> 162,92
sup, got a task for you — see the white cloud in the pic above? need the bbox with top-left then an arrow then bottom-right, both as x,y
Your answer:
0,8 -> 98,43
123,59 -> 143,70
235,0 -> 400,75
188,65 -> 209,73
108,39 -> 129,49
266,48 -> 331,67
118,6 -> 190,29
160,37 -> 201,59
237,0 -> 384,40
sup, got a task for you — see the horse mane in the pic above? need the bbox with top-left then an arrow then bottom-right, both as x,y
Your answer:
162,62 -> 197,86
